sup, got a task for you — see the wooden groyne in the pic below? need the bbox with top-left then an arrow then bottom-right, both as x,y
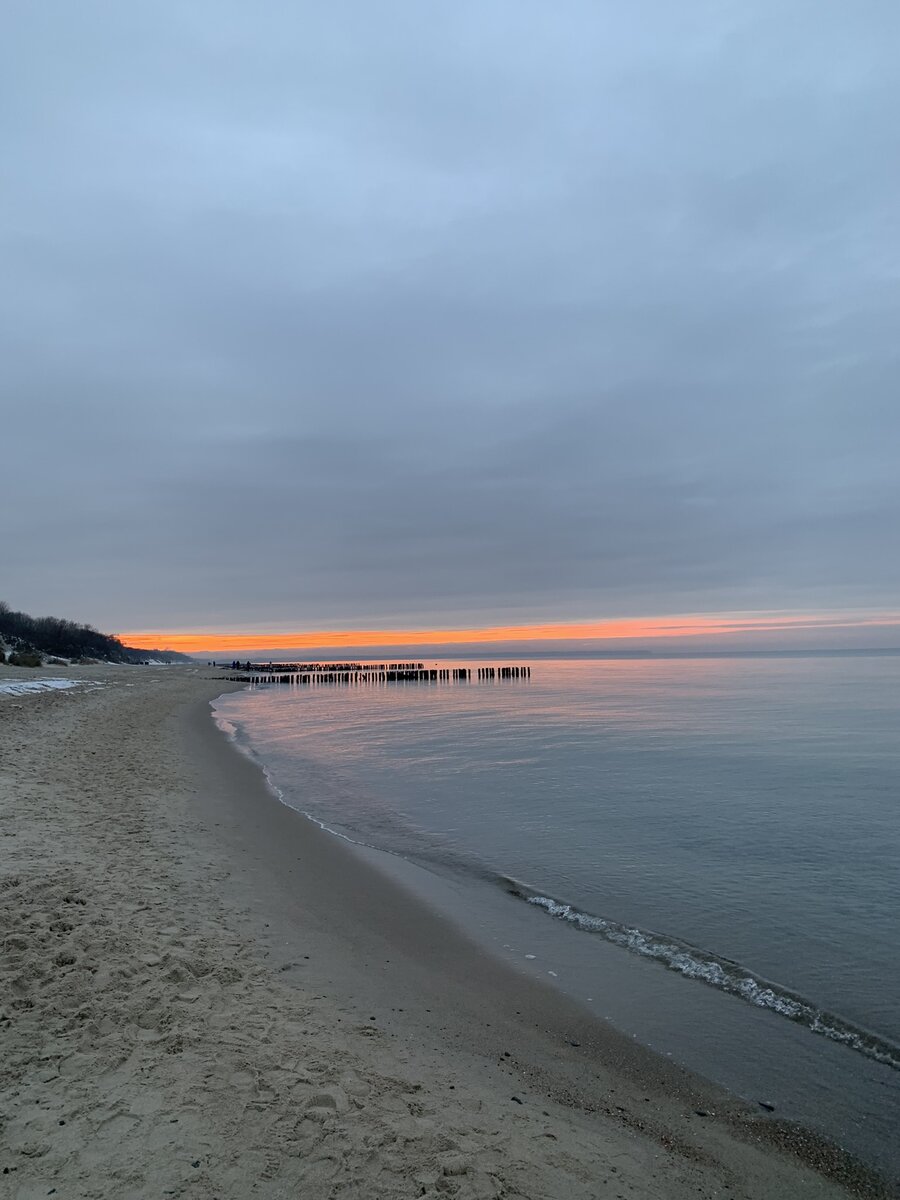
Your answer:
223,661 -> 427,673
475,666 -> 528,680
219,661 -> 531,687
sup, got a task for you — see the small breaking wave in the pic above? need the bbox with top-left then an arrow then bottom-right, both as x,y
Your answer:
504,879 -> 900,1071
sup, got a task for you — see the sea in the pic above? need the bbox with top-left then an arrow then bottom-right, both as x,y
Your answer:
211,653 -> 900,1176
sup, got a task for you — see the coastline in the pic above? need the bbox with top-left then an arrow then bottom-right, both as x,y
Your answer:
0,664 -> 893,1198
207,668 -> 900,1178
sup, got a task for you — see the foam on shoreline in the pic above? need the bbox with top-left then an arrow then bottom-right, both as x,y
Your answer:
506,883 -> 900,1071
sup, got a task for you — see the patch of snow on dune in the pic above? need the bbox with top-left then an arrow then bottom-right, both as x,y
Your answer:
0,678 -> 84,697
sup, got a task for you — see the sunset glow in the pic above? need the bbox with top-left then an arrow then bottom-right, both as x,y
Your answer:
119,610 -> 900,655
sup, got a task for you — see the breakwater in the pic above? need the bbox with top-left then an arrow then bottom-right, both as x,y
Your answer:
220,661 -> 531,686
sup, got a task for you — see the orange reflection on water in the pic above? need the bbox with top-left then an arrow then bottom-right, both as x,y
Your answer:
118,610 -> 900,655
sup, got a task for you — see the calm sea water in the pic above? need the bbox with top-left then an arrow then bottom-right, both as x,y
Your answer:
213,654 -> 900,1168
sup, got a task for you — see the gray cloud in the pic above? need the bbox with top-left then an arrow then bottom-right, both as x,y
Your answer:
3,1 -> 898,635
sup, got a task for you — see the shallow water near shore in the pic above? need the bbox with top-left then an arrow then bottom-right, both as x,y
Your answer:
212,653 -> 900,1175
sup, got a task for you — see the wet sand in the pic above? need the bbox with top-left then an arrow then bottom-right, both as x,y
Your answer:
0,663 -> 893,1198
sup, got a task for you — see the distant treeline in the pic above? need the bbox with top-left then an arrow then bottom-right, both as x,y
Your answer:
0,601 -> 191,664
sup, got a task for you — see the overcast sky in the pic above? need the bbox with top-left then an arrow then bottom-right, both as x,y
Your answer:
3,2 -> 898,639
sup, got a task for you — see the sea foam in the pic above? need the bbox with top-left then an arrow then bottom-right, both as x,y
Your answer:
507,882 -> 900,1071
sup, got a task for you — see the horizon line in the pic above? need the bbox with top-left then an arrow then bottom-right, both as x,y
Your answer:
118,608 -> 900,654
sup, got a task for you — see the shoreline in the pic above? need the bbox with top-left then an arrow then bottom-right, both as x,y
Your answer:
212,684 -> 900,1076
210,671 -> 900,1178
204,681 -> 898,1186
0,664 -> 893,1198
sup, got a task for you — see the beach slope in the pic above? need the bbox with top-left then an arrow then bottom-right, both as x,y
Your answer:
0,665 -> 890,1198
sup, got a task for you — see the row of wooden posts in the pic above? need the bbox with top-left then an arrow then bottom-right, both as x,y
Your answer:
221,661 -> 426,673
220,663 -> 531,687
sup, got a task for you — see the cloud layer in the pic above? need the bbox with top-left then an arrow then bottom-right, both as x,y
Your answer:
3,2 -> 898,635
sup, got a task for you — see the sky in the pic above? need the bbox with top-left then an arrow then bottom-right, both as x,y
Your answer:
3,2 -> 899,653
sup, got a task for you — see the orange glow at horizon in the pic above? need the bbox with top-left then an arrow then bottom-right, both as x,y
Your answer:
118,611 -> 900,655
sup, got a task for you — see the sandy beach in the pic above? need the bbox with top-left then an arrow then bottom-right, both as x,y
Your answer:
0,665 -> 892,1199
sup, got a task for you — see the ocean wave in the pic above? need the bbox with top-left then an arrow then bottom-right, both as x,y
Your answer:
504,880 -> 900,1071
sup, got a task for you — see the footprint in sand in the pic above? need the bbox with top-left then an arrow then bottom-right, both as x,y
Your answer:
305,1087 -> 349,1121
